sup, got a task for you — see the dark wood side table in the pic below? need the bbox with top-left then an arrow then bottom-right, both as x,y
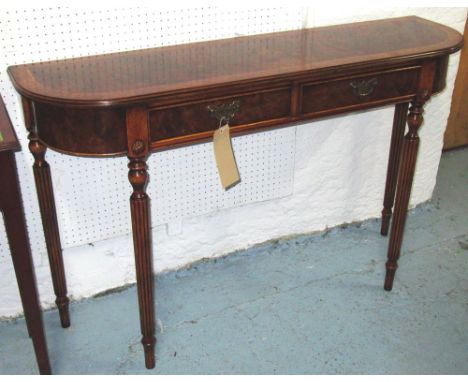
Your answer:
0,95 -> 51,374
6,16 -> 463,369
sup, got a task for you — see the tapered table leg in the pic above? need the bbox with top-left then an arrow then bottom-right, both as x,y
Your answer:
128,156 -> 156,369
384,97 -> 426,291
126,106 -> 156,369
0,151 -> 52,375
28,132 -> 70,328
381,102 -> 409,236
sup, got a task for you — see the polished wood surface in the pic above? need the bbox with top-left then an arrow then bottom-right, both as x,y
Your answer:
384,62 -> 436,290
0,96 -> 51,374
126,106 -> 156,369
6,16 -> 463,370
149,87 -> 291,142
7,16 -> 463,157
7,16 -> 462,106
23,98 -> 70,328
381,102 -> 409,236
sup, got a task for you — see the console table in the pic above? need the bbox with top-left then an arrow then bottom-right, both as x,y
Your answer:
0,95 -> 51,374
7,16 -> 463,369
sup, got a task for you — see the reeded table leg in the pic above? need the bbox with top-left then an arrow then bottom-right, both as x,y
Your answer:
381,102 -> 409,236
126,106 -> 156,369
384,97 -> 426,291
0,151 -> 52,375
128,156 -> 156,369
28,132 -> 70,327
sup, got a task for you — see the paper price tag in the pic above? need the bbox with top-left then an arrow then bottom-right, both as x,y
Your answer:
213,123 -> 241,190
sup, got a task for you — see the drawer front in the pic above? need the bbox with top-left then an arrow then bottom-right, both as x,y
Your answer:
149,88 -> 291,142
301,67 -> 420,115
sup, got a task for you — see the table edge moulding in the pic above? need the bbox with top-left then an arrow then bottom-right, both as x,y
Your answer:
6,15 -> 463,370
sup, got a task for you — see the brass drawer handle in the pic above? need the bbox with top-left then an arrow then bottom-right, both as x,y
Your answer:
350,77 -> 378,97
207,100 -> 240,126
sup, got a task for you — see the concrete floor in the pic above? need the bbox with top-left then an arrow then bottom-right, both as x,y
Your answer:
1,148 -> 467,374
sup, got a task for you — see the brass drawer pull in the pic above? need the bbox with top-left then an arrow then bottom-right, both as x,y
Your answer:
207,100 -> 240,126
350,77 -> 378,97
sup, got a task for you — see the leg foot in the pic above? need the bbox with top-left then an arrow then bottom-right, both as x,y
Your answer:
142,336 -> 156,369
56,296 -> 70,328
384,264 -> 397,291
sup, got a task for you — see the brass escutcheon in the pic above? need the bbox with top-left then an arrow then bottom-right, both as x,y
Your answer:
349,77 -> 378,97
207,100 -> 240,126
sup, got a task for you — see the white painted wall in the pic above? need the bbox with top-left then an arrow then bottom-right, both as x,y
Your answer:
0,6 -> 466,318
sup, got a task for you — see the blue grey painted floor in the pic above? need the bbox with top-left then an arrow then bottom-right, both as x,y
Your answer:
1,148 -> 467,374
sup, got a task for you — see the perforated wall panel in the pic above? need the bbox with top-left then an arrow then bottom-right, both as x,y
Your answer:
0,6 -> 303,260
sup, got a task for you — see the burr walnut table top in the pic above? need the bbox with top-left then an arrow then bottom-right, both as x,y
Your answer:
7,16 -> 463,107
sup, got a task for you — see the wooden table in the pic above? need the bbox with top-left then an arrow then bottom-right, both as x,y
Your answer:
0,96 -> 51,374
7,16 -> 463,369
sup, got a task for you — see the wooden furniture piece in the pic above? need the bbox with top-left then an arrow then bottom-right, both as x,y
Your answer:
7,16 -> 463,369
0,96 -> 52,374
444,16 -> 468,149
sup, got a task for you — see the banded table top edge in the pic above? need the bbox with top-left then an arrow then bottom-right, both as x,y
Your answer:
7,16 -> 463,108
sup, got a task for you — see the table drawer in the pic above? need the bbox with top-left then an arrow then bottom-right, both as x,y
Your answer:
301,67 -> 420,115
149,88 -> 291,142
